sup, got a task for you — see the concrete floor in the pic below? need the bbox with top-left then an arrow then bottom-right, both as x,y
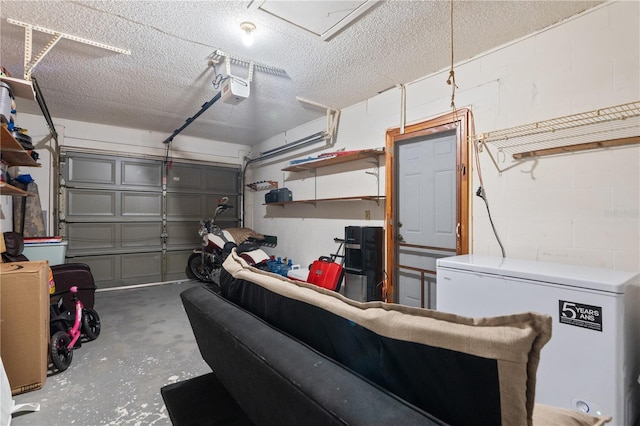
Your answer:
11,280 -> 211,426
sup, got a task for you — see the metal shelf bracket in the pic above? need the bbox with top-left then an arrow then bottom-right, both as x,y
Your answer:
7,18 -> 131,80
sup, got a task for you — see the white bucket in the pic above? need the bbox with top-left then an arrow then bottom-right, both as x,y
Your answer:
0,82 -> 13,124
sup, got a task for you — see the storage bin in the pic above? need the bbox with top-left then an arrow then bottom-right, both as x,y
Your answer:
22,241 -> 68,266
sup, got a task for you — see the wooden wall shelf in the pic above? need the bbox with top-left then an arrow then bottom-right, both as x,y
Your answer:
265,195 -> 385,207
282,149 -> 384,172
1,127 -> 41,167
274,148 -> 385,209
1,124 -> 41,196
0,182 -> 32,196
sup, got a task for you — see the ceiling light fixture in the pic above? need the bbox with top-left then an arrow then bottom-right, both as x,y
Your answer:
240,22 -> 256,46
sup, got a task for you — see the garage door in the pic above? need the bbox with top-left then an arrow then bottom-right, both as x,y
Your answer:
59,151 -> 240,289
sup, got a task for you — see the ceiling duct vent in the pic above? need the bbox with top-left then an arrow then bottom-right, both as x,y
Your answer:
249,0 -> 378,41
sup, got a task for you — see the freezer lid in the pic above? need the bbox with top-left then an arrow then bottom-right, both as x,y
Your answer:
436,254 -> 639,294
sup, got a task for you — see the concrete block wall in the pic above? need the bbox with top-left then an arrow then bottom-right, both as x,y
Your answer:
464,0 -> 639,270
249,1 -> 640,272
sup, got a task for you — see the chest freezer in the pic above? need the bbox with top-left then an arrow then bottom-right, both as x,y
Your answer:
436,254 -> 640,426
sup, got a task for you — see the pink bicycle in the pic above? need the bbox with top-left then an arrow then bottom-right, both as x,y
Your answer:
49,286 -> 101,372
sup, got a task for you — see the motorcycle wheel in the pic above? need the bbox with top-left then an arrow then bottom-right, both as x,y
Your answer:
188,253 -> 216,283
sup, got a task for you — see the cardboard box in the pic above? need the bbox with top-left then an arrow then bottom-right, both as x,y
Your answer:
0,261 -> 49,395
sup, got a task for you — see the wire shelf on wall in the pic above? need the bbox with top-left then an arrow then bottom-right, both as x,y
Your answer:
472,101 -> 640,171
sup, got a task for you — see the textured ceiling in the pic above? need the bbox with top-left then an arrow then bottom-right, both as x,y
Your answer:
0,0 -> 602,146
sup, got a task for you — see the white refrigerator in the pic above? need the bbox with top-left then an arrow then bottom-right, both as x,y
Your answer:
436,254 -> 640,426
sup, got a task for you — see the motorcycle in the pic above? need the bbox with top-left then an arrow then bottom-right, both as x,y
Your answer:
187,198 -> 276,287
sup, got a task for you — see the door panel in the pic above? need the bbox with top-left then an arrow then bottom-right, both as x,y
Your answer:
397,270 -> 421,306
121,252 -> 162,280
121,161 -> 162,187
400,173 -> 420,236
68,156 -> 116,185
166,163 -> 203,190
67,190 -> 117,218
397,270 -> 437,308
398,247 -> 438,270
71,254 -> 119,289
121,192 -> 162,217
165,249 -> 193,281
165,221 -> 201,250
204,169 -> 239,192
398,130 -> 456,249
166,194 -> 204,219
121,223 -> 162,248
385,110 -> 470,307
434,169 -> 454,237
66,223 -> 117,252
165,162 -> 238,193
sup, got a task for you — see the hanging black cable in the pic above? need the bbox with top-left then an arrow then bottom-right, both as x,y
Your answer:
472,114 -> 506,258
476,186 -> 506,258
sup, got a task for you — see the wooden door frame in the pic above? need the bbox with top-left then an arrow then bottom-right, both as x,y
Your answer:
384,109 -> 471,303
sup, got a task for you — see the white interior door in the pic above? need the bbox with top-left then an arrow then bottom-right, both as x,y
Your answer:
395,129 -> 458,308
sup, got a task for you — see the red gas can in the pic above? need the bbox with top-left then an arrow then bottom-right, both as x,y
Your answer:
307,257 -> 343,291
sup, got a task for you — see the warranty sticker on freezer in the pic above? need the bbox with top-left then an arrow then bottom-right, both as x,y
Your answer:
559,300 -> 602,332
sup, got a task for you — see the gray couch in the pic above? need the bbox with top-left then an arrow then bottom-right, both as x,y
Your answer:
172,251 -> 612,426
180,284 -> 444,425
